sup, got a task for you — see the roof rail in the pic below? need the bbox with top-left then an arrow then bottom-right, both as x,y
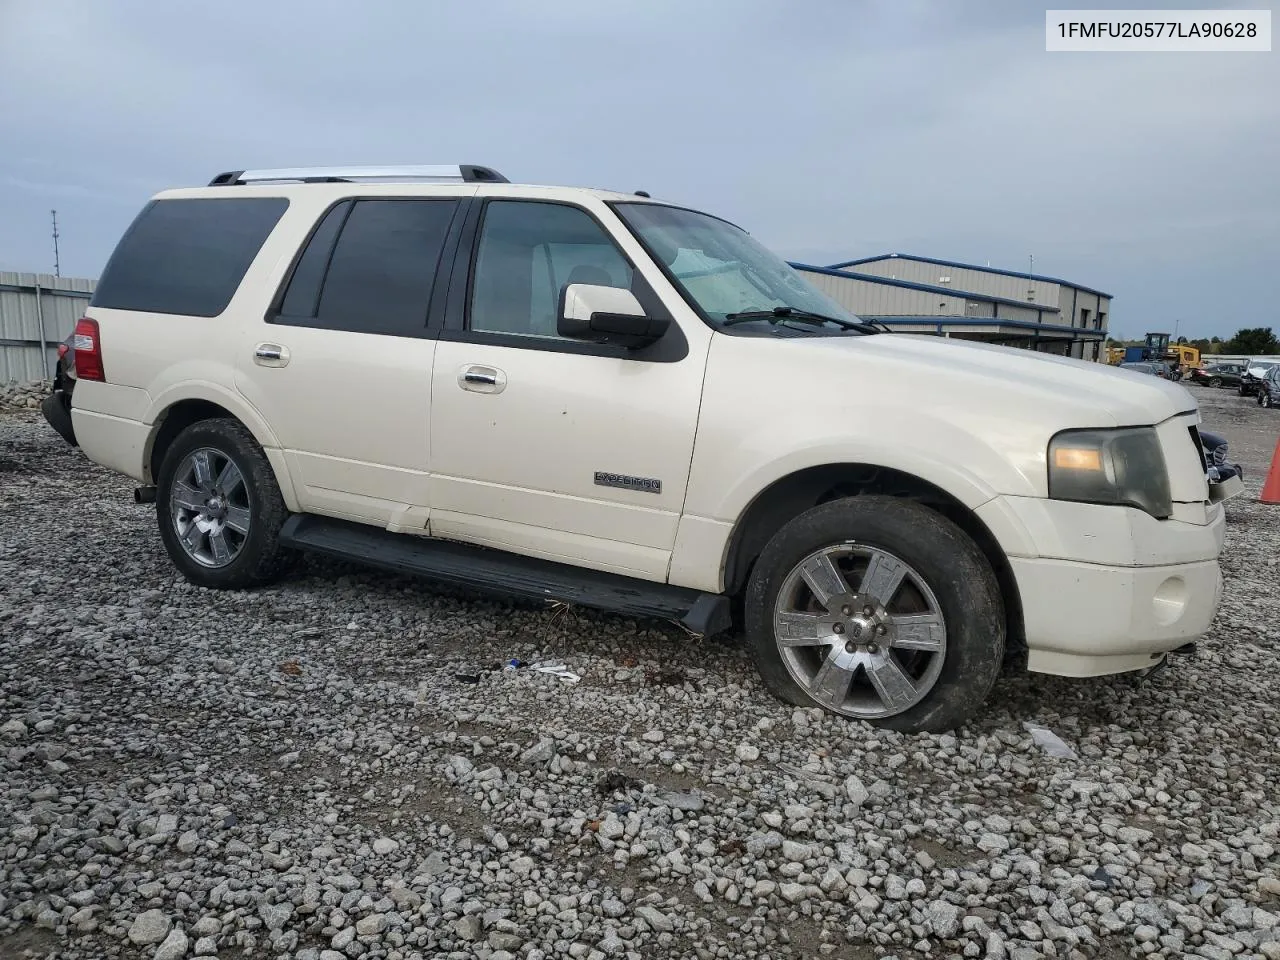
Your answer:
207,164 -> 509,186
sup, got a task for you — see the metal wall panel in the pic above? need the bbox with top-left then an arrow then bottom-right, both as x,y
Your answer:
0,273 -> 95,382
845,258 -> 1061,305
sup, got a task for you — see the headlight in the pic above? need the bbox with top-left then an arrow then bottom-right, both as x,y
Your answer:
1047,427 -> 1172,519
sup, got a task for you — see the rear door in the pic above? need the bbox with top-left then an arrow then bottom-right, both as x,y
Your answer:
233,196 -> 462,529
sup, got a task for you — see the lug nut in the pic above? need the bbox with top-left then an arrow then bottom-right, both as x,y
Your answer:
845,641 -> 857,654
862,605 -> 874,617
832,622 -> 844,634
841,605 -> 852,616
867,642 -> 880,654
876,624 -> 887,636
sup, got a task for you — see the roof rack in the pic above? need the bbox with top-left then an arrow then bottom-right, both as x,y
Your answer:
207,164 -> 509,186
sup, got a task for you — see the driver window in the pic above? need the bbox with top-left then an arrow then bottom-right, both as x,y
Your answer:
470,201 -> 633,338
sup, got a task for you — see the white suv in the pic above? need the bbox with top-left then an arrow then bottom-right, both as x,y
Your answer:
56,163 -> 1231,732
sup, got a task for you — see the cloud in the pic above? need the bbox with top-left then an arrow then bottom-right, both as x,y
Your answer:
0,0 -> 1275,336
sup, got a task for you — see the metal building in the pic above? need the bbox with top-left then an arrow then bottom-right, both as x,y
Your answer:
0,272 -> 96,383
792,253 -> 1111,360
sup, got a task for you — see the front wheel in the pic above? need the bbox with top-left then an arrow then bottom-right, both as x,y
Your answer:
744,496 -> 1005,733
1208,377 -> 1222,389
156,418 -> 295,589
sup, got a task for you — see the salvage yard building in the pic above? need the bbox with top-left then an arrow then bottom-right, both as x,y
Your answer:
791,253 -> 1111,360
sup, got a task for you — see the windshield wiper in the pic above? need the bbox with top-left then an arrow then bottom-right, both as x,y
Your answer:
722,306 -> 883,335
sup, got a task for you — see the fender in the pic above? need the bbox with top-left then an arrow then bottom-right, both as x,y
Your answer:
668,405 -> 1044,595
685,403 -> 1044,525
142,379 -> 302,511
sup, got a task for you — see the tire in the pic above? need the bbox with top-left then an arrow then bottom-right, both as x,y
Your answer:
744,496 -> 1004,733
155,418 -> 295,589
1208,377 -> 1222,389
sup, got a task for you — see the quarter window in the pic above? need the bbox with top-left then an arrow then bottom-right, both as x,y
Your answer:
92,197 -> 289,317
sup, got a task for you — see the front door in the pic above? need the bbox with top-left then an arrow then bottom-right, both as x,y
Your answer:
234,197 -> 460,528
428,198 -> 708,581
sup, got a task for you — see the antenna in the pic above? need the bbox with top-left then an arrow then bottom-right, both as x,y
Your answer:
1026,254 -> 1035,302
51,210 -> 61,277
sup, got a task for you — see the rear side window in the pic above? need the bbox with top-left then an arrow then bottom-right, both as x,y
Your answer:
274,199 -> 459,337
92,198 -> 288,317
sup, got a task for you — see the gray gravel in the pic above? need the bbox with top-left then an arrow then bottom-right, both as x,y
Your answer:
2,382 -> 1279,960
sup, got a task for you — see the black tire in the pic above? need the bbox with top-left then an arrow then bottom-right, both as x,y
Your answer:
1208,377 -> 1222,389
155,418 -> 295,589
744,496 -> 1004,733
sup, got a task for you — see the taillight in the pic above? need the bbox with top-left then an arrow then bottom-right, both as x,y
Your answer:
73,318 -> 105,381
56,343 -> 69,361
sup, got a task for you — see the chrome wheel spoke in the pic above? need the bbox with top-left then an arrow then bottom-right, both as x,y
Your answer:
808,651 -> 854,706
859,551 -> 907,606
888,612 -> 945,651
798,552 -> 847,609
224,505 -> 251,536
775,611 -> 831,647
179,521 -> 203,552
209,530 -> 232,565
216,458 -> 244,494
191,451 -> 215,492
865,653 -> 919,711
172,481 -> 206,513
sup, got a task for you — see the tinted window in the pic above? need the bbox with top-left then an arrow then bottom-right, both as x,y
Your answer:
277,201 -> 351,318
276,199 -> 457,337
469,201 -> 632,338
92,198 -> 288,317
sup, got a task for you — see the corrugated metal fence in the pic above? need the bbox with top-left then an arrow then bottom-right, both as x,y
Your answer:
0,272 -> 96,383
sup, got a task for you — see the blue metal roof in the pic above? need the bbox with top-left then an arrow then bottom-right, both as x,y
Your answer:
861,315 -> 1106,339
824,253 -> 1114,300
789,262 -> 1062,314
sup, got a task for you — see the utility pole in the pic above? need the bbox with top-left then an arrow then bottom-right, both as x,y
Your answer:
51,210 -> 61,277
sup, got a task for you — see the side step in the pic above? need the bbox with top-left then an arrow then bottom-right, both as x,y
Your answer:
278,515 -> 732,636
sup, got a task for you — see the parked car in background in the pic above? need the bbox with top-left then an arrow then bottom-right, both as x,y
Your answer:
1187,363 -> 1245,389
1257,367 -> 1280,409
1239,359 -> 1280,397
1119,361 -> 1171,379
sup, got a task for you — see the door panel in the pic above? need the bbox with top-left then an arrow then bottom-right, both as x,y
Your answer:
233,197 -> 460,527
428,199 -> 707,581
429,339 -> 703,579
234,328 -> 436,525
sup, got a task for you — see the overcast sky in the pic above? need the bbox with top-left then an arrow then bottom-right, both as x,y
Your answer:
1,0 -> 1275,339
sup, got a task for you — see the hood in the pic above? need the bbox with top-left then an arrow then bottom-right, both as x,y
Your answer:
800,332 -> 1198,428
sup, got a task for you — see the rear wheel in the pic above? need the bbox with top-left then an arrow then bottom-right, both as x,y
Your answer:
744,496 -> 1005,733
156,418 -> 294,589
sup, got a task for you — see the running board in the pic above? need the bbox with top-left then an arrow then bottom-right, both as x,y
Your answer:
278,514 -> 732,636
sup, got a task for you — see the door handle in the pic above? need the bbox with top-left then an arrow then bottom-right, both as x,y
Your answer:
253,343 -> 290,367
458,364 -> 506,394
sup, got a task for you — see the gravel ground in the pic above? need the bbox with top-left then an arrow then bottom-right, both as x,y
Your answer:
2,381 -> 1279,960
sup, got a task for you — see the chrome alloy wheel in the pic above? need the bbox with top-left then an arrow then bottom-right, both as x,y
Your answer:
772,543 -> 947,719
170,447 -> 251,568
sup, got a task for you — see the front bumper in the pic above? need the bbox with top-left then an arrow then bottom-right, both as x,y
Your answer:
979,495 -> 1226,678
40,390 -> 77,447
1011,554 -> 1222,676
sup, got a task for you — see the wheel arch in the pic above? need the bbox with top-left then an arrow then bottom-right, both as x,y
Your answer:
143,386 -> 300,511
721,463 -> 1026,667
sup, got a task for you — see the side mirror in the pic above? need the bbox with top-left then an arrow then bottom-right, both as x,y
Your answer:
557,283 -> 670,349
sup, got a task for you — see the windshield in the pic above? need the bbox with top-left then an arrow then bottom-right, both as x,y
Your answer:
614,202 -> 864,332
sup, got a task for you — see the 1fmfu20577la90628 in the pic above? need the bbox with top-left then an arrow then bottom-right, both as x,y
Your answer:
44,163 -> 1242,732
